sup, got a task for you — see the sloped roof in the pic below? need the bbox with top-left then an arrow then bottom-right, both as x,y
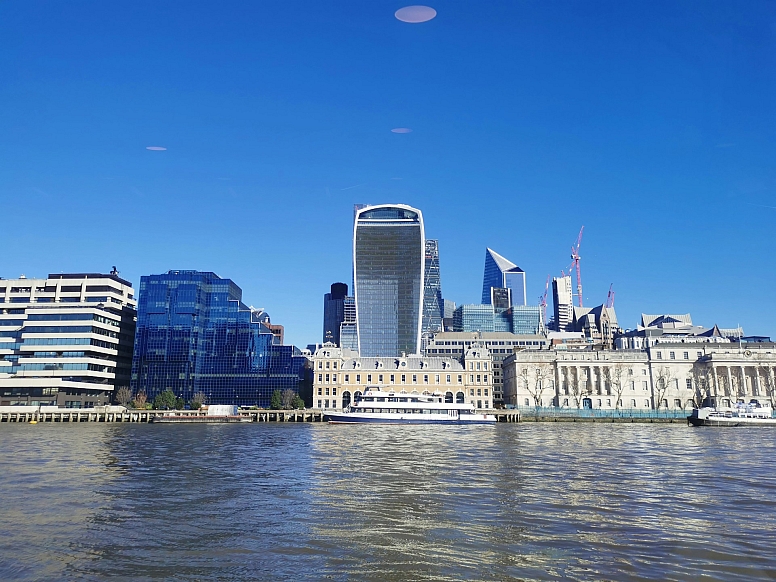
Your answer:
641,314 -> 693,328
486,248 -> 518,273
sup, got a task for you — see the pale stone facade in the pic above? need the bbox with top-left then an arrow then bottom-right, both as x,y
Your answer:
312,343 -> 495,409
503,343 -> 776,411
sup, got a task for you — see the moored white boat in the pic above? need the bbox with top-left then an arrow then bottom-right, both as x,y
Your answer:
687,401 -> 776,427
324,388 -> 497,424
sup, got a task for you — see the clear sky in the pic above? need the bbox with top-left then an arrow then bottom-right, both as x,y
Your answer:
2,1 -> 775,347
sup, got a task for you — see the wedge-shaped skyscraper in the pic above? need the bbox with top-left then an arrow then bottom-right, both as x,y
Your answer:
353,204 -> 424,357
481,248 -> 527,307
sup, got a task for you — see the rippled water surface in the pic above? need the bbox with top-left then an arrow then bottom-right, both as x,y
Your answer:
1,422 -> 775,581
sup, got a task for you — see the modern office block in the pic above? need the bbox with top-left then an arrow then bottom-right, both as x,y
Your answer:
482,248 -> 527,307
453,304 -> 497,333
323,282 -> 348,345
421,239 -> 443,335
511,305 -> 543,335
0,272 -> 137,407
353,204 -> 424,357
130,270 -> 310,407
339,296 -> 358,351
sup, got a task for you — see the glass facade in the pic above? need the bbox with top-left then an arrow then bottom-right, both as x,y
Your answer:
354,205 -> 424,357
131,271 -> 311,407
511,305 -> 543,335
323,282 -> 348,344
421,239 -> 443,335
482,248 -> 527,307
453,304 -> 496,333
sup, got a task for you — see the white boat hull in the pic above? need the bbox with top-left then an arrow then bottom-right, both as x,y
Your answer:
324,412 -> 496,424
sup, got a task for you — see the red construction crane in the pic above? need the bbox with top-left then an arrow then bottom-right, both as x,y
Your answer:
570,226 -> 584,307
538,274 -> 550,326
606,284 -> 615,309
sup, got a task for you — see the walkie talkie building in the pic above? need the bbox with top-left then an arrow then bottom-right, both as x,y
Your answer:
353,204 -> 424,357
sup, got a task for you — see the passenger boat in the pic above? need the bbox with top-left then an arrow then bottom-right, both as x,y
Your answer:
324,388 -> 497,424
687,401 -> 776,427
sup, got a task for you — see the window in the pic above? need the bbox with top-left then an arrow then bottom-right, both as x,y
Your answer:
484,375 -> 488,383
656,352 -> 662,359
325,387 -> 329,395
686,379 -> 692,390
318,361 -> 322,370
446,374 -> 451,383
378,374 -> 383,383
318,400 -> 322,408
332,374 -> 337,383
458,375 -> 462,384
477,388 -> 481,396
697,351 -> 703,358
674,399 -> 681,408
669,351 -> 675,360
317,388 -> 322,396
435,374 -> 440,383
423,375 -> 428,384
631,399 -> 636,407
333,361 -> 337,369
476,362 -> 481,370
356,374 -> 361,383
476,374 -> 481,383
606,399 -> 611,406
318,374 -> 322,382
642,369 -> 647,375
326,361 -> 330,369
401,374 -> 406,383
345,374 -> 349,383
325,374 -> 329,383
333,388 -> 337,396
563,398 -> 568,406
524,398 -> 530,406
484,389 -> 488,396
367,374 -> 372,383
469,375 -> 474,383
390,374 -> 394,383
412,374 -> 417,383
683,352 -> 689,360
484,363 -> 488,370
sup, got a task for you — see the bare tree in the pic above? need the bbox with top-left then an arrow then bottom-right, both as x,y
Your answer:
567,368 -> 587,408
281,389 -> 297,410
758,364 -> 776,408
653,366 -> 674,410
603,364 -> 626,409
729,370 -> 746,405
689,364 -> 711,408
133,390 -> 147,409
191,391 -> 207,409
524,364 -> 552,408
114,386 -> 132,407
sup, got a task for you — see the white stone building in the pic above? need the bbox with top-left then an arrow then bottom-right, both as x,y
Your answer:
312,343 -> 495,409
503,342 -> 776,411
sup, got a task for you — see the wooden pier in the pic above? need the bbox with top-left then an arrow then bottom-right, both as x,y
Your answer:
1,408 -> 520,424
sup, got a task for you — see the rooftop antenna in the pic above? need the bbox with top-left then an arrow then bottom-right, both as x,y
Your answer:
606,284 -> 615,309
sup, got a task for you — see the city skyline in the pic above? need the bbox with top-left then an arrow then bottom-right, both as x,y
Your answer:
2,1 -> 775,347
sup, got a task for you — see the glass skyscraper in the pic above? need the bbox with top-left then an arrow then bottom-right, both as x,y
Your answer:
482,248 -> 527,306
131,271 -> 311,407
421,239 -> 443,335
353,204 -> 424,357
323,282 -> 348,344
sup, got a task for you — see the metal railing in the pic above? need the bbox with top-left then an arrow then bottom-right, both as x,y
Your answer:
514,406 -> 689,419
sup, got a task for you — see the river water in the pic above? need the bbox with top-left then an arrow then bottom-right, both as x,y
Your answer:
0,422 -> 774,581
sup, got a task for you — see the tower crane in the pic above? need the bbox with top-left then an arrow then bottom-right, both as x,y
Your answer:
538,274 -> 550,326
606,284 -> 615,309
570,226 -> 584,307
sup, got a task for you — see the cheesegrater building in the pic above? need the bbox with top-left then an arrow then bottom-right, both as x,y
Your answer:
353,204 -> 425,357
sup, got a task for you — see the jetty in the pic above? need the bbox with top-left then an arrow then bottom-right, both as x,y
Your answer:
0,407 -> 521,424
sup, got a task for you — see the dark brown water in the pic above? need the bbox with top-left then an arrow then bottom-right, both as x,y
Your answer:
0,423 -> 774,581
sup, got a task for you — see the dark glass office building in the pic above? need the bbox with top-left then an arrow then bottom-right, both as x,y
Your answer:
421,239 -> 443,335
323,282 -> 348,345
353,204 -> 424,357
130,271 -> 311,407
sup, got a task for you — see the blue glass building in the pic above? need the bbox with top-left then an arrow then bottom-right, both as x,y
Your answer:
353,204 -> 424,357
481,248 -> 527,306
130,271 -> 311,407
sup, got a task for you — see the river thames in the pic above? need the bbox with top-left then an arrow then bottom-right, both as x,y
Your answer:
0,423 -> 774,581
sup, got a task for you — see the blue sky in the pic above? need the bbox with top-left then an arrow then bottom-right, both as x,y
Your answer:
2,1 -> 775,347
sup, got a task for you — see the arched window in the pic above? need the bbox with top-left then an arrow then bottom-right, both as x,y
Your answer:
445,391 -> 453,403
342,391 -> 352,408
455,392 -> 465,404
354,391 -> 363,402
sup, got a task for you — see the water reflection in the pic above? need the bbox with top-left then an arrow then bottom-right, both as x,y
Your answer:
0,423 -> 775,581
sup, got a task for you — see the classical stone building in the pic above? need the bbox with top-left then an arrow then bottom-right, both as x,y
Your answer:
503,342 -> 776,411
312,343 -> 495,410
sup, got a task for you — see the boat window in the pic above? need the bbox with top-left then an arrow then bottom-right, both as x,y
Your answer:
376,397 -> 385,402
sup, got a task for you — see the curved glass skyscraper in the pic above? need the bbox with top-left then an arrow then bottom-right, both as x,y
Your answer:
353,204 -> 424,357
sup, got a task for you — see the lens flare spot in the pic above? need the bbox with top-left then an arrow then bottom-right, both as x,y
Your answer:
395,6 -> 437,23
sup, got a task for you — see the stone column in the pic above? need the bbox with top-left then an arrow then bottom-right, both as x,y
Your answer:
740,366 -> 748,399
713,366 -> 720,404
755,368 -> 762,398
